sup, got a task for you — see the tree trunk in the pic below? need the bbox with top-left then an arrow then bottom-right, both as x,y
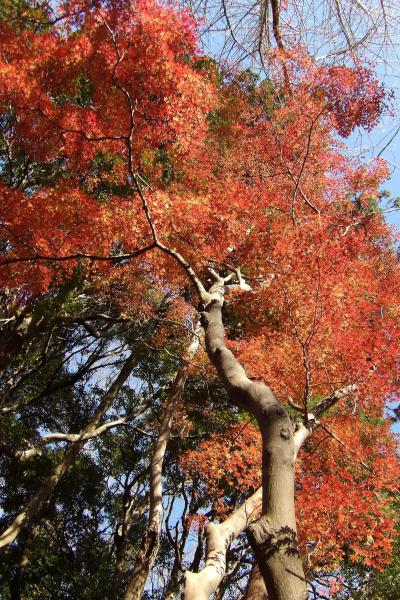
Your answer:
0,350 -> 137,550
246,404 -> 308,600
164,502 -> 200,600
187,272 -> 308,600
124,323 -> 200,600
243,564 -> 268,599
184,488 -> 263,599
164,564 -> 181,600
0,306 -> 43,376
109,489 -> 148,599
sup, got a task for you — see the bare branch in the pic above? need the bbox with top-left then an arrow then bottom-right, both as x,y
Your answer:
313,384 -> 358,417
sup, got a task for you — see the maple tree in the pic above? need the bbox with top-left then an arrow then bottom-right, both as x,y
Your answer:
0,1 -> 399,599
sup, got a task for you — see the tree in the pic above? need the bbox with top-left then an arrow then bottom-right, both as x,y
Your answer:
0,1 -> 399,599
188,0 -> 400,73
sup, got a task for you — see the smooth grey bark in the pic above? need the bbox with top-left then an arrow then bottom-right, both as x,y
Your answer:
124,323 -> 200,600
184,271 -> 308,600
0,350 -> 137,550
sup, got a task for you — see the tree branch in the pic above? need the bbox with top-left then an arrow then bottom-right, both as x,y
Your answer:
313,384 -> 357,418
0,350 -> 138,550
184,487 -> 263,600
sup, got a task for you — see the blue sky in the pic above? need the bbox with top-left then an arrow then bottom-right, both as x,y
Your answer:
348,113 -> 400,229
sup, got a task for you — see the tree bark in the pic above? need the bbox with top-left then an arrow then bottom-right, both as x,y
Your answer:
124,322 -> 201,600
185,271 -> 308,600
3,406 -> 147,461
164,568 -> 181,600
0,350 -> 137,550
163,530 -> 188,600
164,497 -> 199,600
0,306 -> 44,376
244,564 -> 268,599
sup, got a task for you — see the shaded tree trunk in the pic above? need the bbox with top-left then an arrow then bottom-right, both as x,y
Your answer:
164,561 -> 183,600
9,521 -> 40,600
0,306 -> 44,376
109,486 -> 148,599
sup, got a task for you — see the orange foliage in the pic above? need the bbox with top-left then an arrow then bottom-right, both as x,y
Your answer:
181,414 -> 398,572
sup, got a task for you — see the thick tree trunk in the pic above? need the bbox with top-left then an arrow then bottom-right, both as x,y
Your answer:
124,323 -> 200,600
186,272 -> 308,600
246,405 -> 307,600
0,350 -> 137,550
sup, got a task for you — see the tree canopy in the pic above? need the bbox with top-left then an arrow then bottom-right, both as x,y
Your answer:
0,1 -> 399,599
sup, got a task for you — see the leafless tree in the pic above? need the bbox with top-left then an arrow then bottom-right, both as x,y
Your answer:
187,0 -> 400,72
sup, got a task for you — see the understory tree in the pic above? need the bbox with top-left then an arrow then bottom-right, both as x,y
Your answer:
0,1 -> 399,599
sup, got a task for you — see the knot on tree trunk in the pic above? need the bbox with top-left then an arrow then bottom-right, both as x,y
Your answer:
280,427 -> 291,440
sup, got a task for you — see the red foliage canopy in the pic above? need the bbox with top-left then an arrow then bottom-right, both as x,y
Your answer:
0,0 -> 398,581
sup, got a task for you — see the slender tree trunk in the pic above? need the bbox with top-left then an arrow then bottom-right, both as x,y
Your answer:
0,350 -> 137,550
184,272 -> 308,600
110,534 -> 128,599
109,487 -> 148,599
164,563 -> 182,600
165,518 -> 203,599
110,488 -> 134,600
124,323 -> 201,600
164,534 -> 186,600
